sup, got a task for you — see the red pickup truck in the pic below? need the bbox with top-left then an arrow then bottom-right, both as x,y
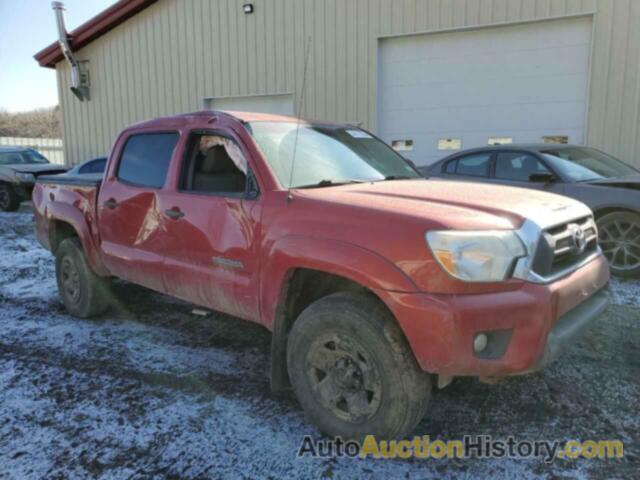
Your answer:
33,111 -> 609,440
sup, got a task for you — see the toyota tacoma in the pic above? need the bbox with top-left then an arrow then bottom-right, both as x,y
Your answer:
32,111 -> 610,440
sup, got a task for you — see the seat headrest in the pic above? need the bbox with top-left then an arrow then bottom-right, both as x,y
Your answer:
522,156 -> 538,171
200,146 -> 235,174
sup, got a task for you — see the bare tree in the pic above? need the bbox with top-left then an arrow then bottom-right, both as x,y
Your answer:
0,107 -> 62,138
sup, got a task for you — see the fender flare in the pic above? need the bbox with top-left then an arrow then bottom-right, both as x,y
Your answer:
262,235 -> 418,392
46,201 -> 109,276
261,235 -> 418,329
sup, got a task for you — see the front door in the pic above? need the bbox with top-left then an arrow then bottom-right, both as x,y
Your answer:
98,131 -> 180,293
491,151 -> 566,195
158,130 -> 262,321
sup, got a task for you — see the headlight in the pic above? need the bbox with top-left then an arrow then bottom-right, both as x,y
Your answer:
15,172 -> 35,183
426,230 -> 526,282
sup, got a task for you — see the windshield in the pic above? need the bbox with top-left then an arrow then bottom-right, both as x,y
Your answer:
247,121 -> 420,188
541,147 -> 637,182
0,149 -> 49,165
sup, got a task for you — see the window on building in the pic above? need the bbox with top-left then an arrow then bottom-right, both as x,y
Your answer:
438,138 -> 462,150
180,133 -> 247,195
495,152 -> 550,182
391,139 -> 414,152
117,133 -> 179,188
542,135 -> 569,144
488,137 -> 513,145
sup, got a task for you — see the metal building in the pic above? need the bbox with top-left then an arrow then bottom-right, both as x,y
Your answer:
35,0 -> 640,168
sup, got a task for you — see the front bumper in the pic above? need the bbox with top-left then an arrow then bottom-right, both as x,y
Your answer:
531,287 -> 608,371
376,254 -> 610,377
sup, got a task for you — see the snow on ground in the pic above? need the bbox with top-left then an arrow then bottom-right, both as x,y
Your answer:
0,207 -> 638,479
609,277 -> 640,308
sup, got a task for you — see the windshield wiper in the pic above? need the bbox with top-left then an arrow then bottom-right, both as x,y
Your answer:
383,175 -> 414,180
295,179 -> 366,189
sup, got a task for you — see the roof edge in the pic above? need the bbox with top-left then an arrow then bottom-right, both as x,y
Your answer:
34,0 -> 158,69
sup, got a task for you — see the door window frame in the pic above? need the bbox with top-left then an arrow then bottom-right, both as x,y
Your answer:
114,130 -> 181,190
176,128 -> 260,200
443,152 -> 492,177
489,150 -> 556,182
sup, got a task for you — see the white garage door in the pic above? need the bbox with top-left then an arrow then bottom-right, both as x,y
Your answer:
205,94 -> 294,116
377,17 -> 593,166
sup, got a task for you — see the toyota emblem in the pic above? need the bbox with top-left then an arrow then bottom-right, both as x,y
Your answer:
568,224 -> 587,255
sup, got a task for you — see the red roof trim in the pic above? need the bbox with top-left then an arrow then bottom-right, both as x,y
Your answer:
34,0 -> 158,69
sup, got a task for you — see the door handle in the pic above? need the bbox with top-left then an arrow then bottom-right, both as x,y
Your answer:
164,207 -> 184,219
104,198 -> 118,209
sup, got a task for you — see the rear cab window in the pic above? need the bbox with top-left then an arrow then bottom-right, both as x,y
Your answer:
117,133 -> 179,188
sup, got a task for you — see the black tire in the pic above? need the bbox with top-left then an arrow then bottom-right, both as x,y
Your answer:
0,183 -> 21,212
287,292 -> 431,441
597,211 -> 640,278
55,237 -> 111,318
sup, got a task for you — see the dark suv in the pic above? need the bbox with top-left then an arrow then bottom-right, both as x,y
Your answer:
0,147 -> 67,212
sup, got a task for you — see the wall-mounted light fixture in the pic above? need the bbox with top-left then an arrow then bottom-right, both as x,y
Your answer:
243,3 -> 254,14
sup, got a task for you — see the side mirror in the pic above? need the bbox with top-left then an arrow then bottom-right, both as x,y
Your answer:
529,172 -> 556,183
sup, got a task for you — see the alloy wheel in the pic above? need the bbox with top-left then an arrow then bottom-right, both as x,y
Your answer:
599,218 -> 640,273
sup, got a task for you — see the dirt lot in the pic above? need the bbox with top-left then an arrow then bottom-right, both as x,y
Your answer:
0,207 -> 638,479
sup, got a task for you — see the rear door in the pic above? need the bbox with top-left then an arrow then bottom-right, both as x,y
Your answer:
97,131 -> 180,292
438,152 -> 495,183
157,129 -> 263,321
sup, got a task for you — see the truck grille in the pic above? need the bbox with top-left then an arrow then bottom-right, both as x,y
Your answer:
531,216 -> 599,278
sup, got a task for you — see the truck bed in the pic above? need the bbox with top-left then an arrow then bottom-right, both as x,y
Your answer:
36,172 -> 103,187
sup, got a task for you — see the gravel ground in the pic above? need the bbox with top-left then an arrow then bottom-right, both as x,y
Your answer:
0,206 -> 638,479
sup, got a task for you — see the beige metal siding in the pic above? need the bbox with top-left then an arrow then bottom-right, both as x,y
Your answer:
55,0 -> 639,168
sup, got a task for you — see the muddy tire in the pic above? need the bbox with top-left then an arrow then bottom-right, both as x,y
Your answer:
0,183 -> 21,212
287,292 -> 431,441
55,238 -> 111,318
597,211 -> 640,278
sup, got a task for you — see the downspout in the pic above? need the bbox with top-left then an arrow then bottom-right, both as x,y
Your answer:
52,1 -> 89,101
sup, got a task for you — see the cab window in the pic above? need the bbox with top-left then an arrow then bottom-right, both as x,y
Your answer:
180,133 -> 248,195
117,133 -> 179,188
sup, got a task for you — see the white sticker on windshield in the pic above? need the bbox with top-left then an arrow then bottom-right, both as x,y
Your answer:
346,129 -> 372,139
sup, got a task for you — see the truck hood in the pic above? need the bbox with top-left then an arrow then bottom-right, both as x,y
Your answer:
297,179 -> 591,230
9,164 -> 69,175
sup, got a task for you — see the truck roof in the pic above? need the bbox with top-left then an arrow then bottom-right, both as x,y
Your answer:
126,110 -> 356,130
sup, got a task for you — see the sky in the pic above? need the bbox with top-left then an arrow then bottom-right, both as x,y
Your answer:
0,0 -> 114,112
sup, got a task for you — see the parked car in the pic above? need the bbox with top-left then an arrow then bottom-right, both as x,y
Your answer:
67,157 -> 107,175
0,146 -> 68,212
32,111 -> 609,440
423,144 -> 640,277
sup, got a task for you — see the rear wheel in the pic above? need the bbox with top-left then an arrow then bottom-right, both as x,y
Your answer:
287,292 -> 431,441
0,183 -> 21,212
597,211 -> 640,278
55,238 -> 111,317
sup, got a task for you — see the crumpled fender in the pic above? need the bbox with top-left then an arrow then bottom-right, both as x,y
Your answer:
46,200 -> 109,276
260,235 -> 419,329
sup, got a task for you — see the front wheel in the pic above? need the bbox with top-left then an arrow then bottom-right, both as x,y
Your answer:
0,183 -> 21,212
287,292 -> 431,441
55,238 -> 111,317
597,211 -> 640,278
